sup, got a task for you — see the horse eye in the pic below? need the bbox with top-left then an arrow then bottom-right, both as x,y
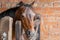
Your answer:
22,13 -> 26,17
34,15 -> 40,21
21,15 -> 24,17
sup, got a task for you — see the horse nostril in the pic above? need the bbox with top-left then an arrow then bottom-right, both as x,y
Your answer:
27,30 -> 30,35
25,30 -> 30,37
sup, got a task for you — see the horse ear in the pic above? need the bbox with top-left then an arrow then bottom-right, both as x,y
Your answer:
30,1 -> 35,6
17,1 -> 24,6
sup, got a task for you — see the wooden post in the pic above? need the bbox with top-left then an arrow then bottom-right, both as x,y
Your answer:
8,17 -> 13,40
18,21 -> 21,40
15,21 -> 21,40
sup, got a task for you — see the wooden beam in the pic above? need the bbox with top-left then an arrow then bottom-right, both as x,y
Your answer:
8,17 -> 13,40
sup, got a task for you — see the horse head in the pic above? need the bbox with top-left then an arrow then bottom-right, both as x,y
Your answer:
16,0 -> 34,33
15,1 -> 40,40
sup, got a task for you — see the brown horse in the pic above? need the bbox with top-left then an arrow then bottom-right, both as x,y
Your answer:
12,1 -> 36,40
0,1 -> 40,40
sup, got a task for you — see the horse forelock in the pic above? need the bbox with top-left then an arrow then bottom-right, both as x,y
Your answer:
22,7 -> 35,20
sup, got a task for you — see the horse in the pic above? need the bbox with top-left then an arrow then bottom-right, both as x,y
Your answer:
0,1 -> 40,40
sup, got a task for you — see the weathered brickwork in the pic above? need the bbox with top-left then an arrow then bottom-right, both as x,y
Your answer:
0,0 -> 60,40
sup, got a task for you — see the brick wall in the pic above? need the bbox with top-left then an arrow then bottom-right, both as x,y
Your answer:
0,0 -> 60,40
